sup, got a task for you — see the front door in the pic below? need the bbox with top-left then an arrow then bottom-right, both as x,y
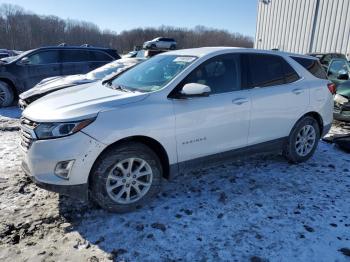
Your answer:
23,49 -> 61,90
171,54 -> 251,167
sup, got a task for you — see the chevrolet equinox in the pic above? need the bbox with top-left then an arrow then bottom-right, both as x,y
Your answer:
20,47 -> 333,213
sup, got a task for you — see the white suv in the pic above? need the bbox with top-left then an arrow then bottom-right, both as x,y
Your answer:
143,37 -> 177,50
20,47 -> 333,213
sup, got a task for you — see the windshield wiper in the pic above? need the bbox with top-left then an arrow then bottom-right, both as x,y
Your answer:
109,84 -> 134,92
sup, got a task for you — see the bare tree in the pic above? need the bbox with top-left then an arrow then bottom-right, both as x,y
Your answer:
0,4 -> 253,53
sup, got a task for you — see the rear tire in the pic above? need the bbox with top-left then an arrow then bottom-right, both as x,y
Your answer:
90,142 -> 163,213
283,116 -> 320,163
170,45 -> 176,50
0,81 -> 14,107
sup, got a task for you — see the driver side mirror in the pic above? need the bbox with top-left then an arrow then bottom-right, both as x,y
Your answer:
180,83 -> 211,98
337,69 -> 349,80
19,57 -> 30,65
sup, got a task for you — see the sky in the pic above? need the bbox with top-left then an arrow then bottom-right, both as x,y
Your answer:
0,0 -> 258,37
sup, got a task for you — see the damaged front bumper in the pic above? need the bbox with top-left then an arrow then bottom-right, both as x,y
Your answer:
20,131 -> 106,201
22,160 -> 89,201
334,94 -> 350,122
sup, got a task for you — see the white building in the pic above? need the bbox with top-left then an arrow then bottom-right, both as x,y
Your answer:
255,0 -> 350,59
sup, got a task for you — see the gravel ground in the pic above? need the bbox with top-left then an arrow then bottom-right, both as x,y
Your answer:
0,109 -> 350,262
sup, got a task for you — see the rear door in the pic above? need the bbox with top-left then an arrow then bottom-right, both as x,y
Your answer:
171,54 -> 251,165
22,49 -> 61,89
60,49 -> 91,76
243,53 -> 309,145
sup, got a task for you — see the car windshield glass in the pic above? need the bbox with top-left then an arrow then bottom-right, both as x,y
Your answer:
0,49 -> 32,63
86,59 -> 140,80
110,55 -> 197,92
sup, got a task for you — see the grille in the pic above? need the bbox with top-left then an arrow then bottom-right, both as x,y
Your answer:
20,118 -> 37,151
334,103 -> 341,112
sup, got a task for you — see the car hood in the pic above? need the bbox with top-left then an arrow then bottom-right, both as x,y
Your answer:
19,74 -> 92,100
22,81 -> 149,122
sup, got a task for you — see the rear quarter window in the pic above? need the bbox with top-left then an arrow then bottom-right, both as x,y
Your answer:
291,56 -> 327,79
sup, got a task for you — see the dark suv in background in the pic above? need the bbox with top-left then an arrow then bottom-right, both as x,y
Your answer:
0,45 -> 120,107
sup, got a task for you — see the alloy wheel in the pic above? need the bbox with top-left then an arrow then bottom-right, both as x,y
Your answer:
295,124 -> 316,157
0,88 -> 5,105
106,157 -> 153,204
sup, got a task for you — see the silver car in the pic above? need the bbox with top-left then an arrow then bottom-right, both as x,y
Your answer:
143,37 -> 177,50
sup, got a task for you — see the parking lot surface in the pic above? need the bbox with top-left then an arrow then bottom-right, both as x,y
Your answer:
0,108 -> 350,262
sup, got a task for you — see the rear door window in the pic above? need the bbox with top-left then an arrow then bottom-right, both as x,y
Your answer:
90,51 -> 113,62
27,50 -> 60,65
244,54 -> 285,88
290,56 -> 327,79
61,50 -> 90,63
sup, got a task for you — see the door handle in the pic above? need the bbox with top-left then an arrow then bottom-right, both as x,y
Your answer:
232,98 -> 249,105
292,88 -> 303,95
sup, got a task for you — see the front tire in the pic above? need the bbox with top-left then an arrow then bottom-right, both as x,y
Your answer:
90,142 -> 162,213
283,116 -> 320,163
0,81 -> 14,107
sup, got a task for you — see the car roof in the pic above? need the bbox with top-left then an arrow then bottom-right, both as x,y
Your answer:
160,47 -> 318,59
33,46 -> 115,51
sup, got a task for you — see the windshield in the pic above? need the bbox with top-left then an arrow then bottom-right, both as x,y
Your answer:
0,49 -> 33,63
110,55 -> 197,92
86,58 -> 142,80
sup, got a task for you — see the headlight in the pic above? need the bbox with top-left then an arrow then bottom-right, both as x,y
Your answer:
34,118 -> 95,139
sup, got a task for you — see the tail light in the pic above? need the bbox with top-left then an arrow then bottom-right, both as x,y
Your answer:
327,83 -> 336,95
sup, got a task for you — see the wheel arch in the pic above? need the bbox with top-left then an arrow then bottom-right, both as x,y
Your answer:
0,78 -> 18,98
88,135 -> 171,187
296,111 -> 324,135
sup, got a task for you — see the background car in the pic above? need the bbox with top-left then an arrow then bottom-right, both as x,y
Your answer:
19,57 -> 144,109
0,44 -> 120,107
123,49 -> 168,58
143,37 -> 177,50
0,49 -> 20,59
326,58 -> 350,85
309,52 -> 350,122
334,82 -> 350,122
309,52 -> 347,69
